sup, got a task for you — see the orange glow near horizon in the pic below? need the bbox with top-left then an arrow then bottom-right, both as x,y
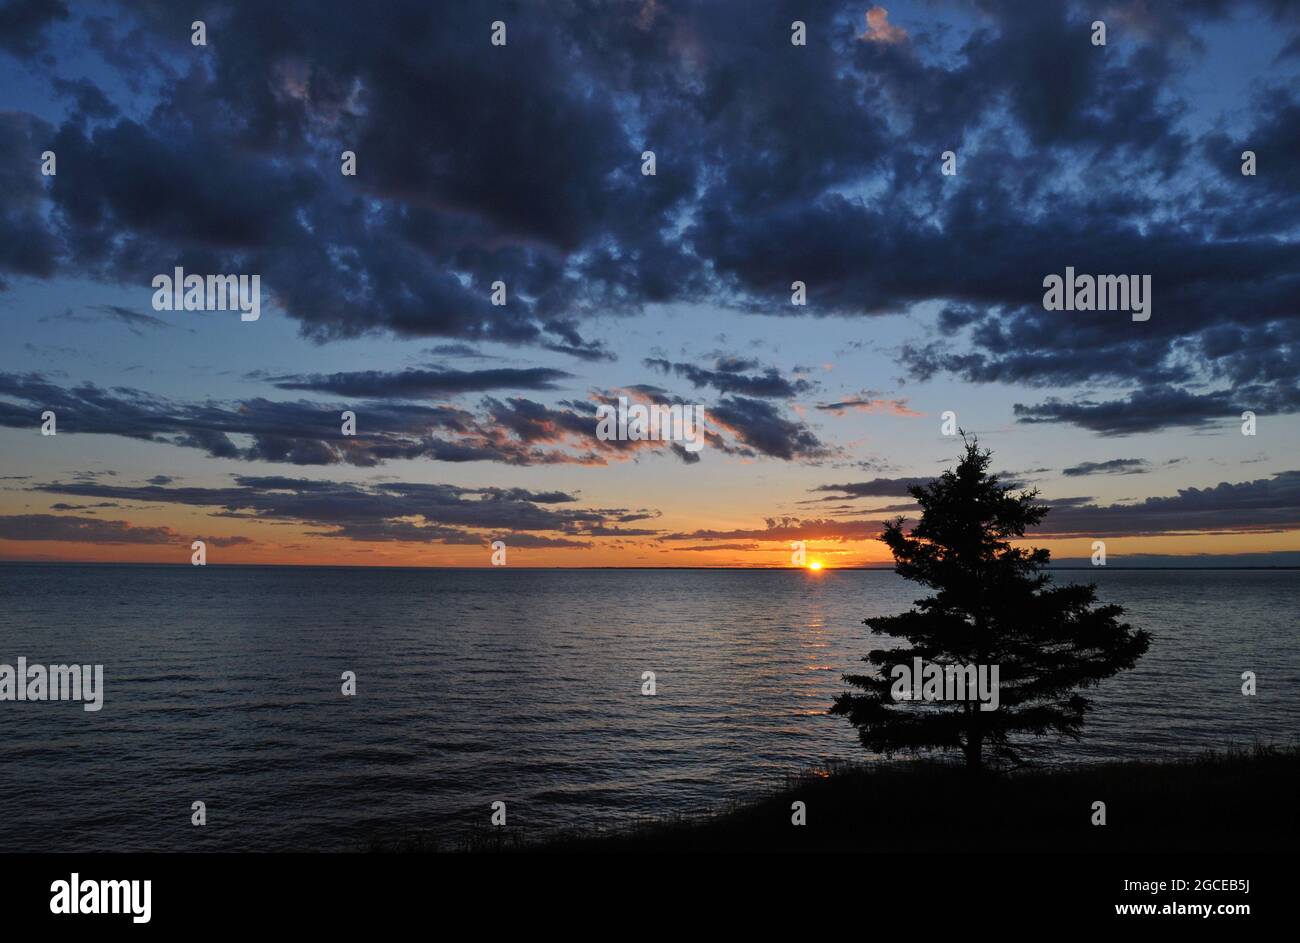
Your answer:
5,529 -> 1298,568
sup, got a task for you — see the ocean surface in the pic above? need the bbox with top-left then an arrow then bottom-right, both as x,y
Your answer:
1,564 -> 1295,851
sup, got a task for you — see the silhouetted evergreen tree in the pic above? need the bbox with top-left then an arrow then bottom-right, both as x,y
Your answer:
832,437 -> 1150,769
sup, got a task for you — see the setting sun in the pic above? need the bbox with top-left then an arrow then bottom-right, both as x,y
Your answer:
808,561 -> 823,571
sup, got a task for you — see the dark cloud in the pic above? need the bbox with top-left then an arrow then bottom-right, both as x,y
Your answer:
1032,470 -> 1300,538
269,367 -> 574,398
660,469 -> 1300,545
0,0 -> 1295,435
1012,385 -> 1300,436
643,357 -> 814,399
1061,458 -> 1149,477
90,304 -> 169,330
0,513 -> 221,545
0,372 -> 669,467
0,112 -> 61,282
0,371 -> 468,465
674,543 -> 762,552
811,477 -> 934,499
27,475 -> 658,547
708,396 -> 828,460
40,304 -> 170,335
51,76 -> 118,119
426,343 -> 493,359
539,321 -> 617,362
814,394 -> 920,416
0,0 -> 68,57
3,1 -> 709,351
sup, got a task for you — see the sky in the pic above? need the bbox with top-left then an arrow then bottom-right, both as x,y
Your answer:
0,0 -> 1298,568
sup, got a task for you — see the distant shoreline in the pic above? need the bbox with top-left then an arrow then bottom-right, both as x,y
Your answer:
2,561 -> 1298,571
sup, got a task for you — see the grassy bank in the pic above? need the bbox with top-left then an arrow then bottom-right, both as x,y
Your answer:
378,745 -> 1298,853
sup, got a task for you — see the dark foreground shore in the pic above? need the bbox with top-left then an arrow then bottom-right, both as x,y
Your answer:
375,745 -> 1298,853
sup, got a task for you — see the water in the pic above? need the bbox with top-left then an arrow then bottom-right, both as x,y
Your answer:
0,564 -> 1295,851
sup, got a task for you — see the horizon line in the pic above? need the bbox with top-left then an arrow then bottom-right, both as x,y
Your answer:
1,561 -> 1297,572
